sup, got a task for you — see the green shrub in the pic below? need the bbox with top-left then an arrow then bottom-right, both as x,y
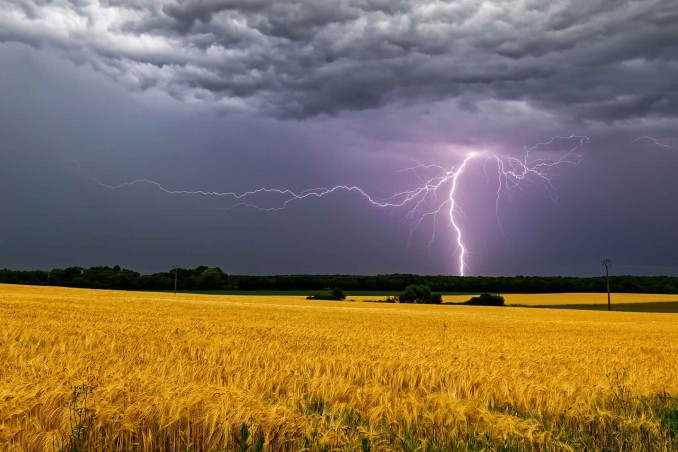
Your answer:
307,287 -> 345,301
465,293 -> 505,306
398,285 -> 442,304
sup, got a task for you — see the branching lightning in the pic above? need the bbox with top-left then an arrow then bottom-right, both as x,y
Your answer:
492,135 -> 589,236
75,136 -> 588,276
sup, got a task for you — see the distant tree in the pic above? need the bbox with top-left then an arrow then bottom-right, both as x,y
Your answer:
429,292 -> 443,304
330,287 -> 345,300
199,267 -> 227,290
307,287 -> 345,301
142,273 -> 173,290
398,285 -> 416,303
2,266 -> 678,296
399,285 -> 440,304
465,294 -> 505,306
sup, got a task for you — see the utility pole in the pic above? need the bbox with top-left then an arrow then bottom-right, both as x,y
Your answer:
174,266 -> 178,294
602,259 -> 611,311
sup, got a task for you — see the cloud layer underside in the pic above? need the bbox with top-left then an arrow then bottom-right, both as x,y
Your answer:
1,0 -> 677,119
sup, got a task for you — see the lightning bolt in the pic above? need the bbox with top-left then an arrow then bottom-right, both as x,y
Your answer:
632,136 -> 678,150
74,136 -> 587,276
492,135 -> 589,236
448,153 -> 475,276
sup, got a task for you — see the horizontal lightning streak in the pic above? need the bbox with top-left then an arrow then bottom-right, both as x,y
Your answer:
74,136 -> 588,276
633,136 -> 678,150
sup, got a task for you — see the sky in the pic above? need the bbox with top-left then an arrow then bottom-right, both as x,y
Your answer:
1,0 -> 677,276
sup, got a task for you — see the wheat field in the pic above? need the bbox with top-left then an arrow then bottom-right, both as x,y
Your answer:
1,284 -> 676,451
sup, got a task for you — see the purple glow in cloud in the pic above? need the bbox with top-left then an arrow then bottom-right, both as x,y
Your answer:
2,0 -> 677,276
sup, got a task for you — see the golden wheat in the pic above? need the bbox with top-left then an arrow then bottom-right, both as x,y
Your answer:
1,284 -> 676,450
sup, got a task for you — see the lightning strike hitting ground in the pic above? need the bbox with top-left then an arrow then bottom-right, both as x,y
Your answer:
448,153 -> 475,276
75,137 -> 587,276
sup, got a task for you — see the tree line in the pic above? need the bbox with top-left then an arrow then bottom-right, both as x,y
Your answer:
1,266 -> 677,294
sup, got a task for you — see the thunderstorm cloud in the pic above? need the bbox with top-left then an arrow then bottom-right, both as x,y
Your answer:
1,0 -> 676,119
1,1 -> 677,275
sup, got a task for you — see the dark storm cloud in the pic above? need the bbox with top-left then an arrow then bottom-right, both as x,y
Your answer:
1,40 -> 678,277
1,0 -> 676,119
1,2 -> 678,277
